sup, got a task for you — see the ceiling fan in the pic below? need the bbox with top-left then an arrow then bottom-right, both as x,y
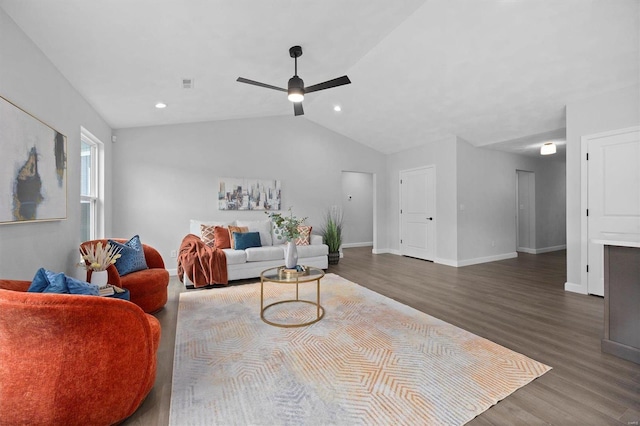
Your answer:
236,45 -> 351,116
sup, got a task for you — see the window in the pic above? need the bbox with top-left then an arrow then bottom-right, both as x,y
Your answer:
80,128 -> 104,241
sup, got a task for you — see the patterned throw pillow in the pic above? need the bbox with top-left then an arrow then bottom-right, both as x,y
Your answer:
228,225 -> 248,249
108,235 -> 148,276
200,224 -> 216,247
295,225 -> 312,246
213,226 -> 231,249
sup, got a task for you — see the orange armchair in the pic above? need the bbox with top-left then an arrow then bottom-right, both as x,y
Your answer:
0,279 -> 160,426
81,239 -> 169,313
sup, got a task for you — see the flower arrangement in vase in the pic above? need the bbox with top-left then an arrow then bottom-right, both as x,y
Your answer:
79,242 -> 122,286
266,207 -> 307,269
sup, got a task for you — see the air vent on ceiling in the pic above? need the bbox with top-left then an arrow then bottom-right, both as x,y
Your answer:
182,78 -> 194,89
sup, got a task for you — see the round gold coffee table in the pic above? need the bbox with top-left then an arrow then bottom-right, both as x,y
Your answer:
260,266 -> 325,328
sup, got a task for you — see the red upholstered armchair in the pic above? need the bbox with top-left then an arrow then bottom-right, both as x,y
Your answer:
81,239 -> 169,313
0,279 -> 160,426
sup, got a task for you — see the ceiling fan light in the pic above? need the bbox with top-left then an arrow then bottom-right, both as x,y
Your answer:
288,76 -> 304,103
540,142 -> 556,155
288,91 -> 304,102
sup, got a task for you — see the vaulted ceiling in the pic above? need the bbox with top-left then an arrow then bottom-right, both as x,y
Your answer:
1,0 -> 638,154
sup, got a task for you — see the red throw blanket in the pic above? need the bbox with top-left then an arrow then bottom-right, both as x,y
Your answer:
177,234 -> 228,287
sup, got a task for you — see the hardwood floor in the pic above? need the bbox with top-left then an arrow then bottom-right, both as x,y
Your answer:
125,248 -> 640,425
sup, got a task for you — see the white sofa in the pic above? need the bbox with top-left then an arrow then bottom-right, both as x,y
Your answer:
184,219 -> 329,287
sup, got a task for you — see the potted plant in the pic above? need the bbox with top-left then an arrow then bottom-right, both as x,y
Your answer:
320,208 -> 343,265
266,207 -> 307,269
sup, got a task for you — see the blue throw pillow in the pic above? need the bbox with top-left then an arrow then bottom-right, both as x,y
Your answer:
28,268 -> 68,293
28,268 -> 54,292
233,231 -> 262,250
108,235 -> 148,276
66,276 -> 99,295
42,272 -> 69,294
28,267 -> 100,296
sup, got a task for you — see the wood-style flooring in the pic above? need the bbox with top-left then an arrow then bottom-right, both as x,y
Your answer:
124,248 -> 640,425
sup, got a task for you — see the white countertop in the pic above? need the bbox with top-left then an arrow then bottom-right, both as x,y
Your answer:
592,239 -> 640,248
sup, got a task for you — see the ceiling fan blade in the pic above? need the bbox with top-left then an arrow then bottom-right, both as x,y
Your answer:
236,77 -> 287,92
304,76 -> 351,94
293,102 -> 304,116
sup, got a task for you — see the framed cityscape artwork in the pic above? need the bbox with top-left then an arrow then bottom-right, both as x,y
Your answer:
0,95 -> 67,224
218,177 -> 281,210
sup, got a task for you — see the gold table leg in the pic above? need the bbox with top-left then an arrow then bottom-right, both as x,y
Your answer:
260,278 -> 324,328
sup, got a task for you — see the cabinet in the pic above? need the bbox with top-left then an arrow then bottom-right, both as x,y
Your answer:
598,242 -> 640,364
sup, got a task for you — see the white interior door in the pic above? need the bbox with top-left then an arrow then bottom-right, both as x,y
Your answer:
587,128 -> 640,296
400,166 -> 435,261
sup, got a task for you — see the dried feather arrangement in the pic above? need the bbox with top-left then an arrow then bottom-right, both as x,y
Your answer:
79,242 -> 122,271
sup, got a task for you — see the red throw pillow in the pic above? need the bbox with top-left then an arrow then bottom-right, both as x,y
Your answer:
213,226 -> 231,249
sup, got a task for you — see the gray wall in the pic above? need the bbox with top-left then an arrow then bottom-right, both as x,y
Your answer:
385,135 -> 458,263
0,8 -> 113,280
385,134 -> 565,267
112,117 -> 387,270
456,138 -> 566,264
565,85 -> 640,294
535,155 -> 566,250
341,171 -> 374,246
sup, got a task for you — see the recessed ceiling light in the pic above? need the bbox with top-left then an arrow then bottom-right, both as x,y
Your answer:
155,102 -> 167,109
333,105 -> 342,112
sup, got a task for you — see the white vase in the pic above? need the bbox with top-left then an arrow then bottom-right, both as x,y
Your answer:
285,241 -> 298,269
90,270 -> 108,287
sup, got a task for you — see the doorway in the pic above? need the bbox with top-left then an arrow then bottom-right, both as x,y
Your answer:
341,171 -> 374,248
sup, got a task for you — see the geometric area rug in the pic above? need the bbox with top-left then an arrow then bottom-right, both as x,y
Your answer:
169,274 -> 551,425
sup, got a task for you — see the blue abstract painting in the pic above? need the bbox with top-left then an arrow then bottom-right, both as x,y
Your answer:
0,96 -> 67,224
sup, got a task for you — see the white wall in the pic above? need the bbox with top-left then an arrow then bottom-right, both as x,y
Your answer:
0,8 -> 112,280
385,135 -> 458,263
565,85 -> 640,294
456,138 -> 566,265
112,117 -> 387,270
341,171 -> 374,246
535,155 -> 566,251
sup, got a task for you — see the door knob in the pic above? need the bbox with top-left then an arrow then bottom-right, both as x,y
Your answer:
427,217 -> 433,220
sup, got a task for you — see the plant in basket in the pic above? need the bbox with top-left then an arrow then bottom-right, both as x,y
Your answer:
320,208 -> 343,265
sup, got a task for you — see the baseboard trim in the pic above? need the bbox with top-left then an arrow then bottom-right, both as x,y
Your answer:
456,252 -> 518,267
518,245 -> 567,255
342,242 -> 373,248
534,244 -> 567,254
372,248 -> 401,255
517,247 -> 537,254
167,268 -> 178,277
564,281 -> 588,294
369,251 -> 520,267
435,258 -> 458,267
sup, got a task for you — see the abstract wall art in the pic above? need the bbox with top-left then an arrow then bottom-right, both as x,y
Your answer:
0,96 -> 67,224
218,178 -> 281,211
